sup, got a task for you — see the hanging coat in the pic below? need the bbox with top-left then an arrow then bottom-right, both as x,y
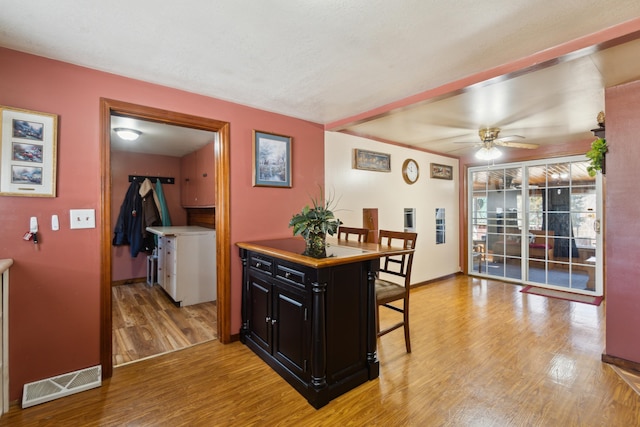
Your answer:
155,179 -> 171,226
140,178 -> 162,253
113,181 -> 144,257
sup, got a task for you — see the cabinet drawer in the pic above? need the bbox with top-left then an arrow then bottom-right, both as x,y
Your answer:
249,254 -> 273,275
276,264 -> 306,287
164,237 -> 176,255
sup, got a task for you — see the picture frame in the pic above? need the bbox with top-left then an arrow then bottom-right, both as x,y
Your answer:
430,163 -> 453,180
353,149 -> 391,172
0,105 -> 58,197
252,130 -> 292,188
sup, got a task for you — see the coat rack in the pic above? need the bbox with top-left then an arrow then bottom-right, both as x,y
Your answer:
128,175 -> 175,184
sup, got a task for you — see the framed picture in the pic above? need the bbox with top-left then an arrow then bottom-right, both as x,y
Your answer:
252,130 -> 292,187
353,149 -> 391,172
0,106 -> 58,197
430,163 -> 453,180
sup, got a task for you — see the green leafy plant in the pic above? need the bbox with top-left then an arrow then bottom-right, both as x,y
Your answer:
289,188 -> 342,255
586,138 -> 607,177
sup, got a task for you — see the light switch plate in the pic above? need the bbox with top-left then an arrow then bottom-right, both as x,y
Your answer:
70,209 -> 95,229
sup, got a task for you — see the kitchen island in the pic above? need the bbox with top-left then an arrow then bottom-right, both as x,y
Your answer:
237,237 -> 413,408
146,226 -> 216,306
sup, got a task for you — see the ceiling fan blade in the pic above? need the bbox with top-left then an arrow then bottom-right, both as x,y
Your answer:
495,135 -> 525,143
494,141 -> 539,149
445,144 -> 478,154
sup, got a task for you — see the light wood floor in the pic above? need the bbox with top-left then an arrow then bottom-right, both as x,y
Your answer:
112,281 -> 217,366
3,275 -> 640,426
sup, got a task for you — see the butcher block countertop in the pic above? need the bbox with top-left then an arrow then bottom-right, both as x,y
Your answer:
236,237 -> 413,269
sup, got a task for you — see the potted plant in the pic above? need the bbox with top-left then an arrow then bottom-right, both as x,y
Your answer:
289,188 -> 342,257
586,137 -> 607,176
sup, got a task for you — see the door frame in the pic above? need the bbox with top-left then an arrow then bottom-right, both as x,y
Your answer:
99,98 -> 231,379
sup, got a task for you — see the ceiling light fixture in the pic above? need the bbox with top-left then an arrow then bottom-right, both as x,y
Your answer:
475,146 -> 502,161
114,128 -> 142,141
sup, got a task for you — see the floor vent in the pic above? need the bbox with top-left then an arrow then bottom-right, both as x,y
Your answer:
22,365 -> 101,408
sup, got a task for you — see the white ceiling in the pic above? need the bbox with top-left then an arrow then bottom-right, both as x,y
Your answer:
341,39 -> 640,157
2,1 -> 640,158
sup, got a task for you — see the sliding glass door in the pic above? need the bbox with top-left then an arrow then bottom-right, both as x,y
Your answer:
469,156 -> 602,295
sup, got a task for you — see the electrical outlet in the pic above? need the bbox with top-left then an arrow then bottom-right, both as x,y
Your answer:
70,209 -> 95,229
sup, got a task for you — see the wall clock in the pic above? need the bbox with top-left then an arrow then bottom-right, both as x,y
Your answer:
402,159 -> 419,184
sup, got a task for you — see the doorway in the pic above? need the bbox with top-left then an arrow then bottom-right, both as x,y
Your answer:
468,156 -> 603,295
100,98 -> 231,379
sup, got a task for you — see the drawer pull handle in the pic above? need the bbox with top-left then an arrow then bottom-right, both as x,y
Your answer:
256,262 -> 262,268
285,272 -> 291,278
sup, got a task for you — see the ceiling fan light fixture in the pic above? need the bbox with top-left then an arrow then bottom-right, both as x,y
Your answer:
114,128 -> 142,141
475,146 -> 502,161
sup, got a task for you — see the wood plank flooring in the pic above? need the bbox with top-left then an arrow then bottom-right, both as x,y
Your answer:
3,275 -> 640,426
112,281 -> 217,366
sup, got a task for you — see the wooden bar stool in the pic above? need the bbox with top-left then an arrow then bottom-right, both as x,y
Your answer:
375,229 -> 418,353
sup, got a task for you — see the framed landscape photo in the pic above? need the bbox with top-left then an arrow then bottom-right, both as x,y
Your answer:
0,105 -> 58,197
353,149 -> 391,172
430,163 -> 453,180
252,130 -> 292,188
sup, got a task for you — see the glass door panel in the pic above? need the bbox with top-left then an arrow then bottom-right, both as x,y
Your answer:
524,160 -> 597,291
470,171 -> 488,274
471,167 -> 523,280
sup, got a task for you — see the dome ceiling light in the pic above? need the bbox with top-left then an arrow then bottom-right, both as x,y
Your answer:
475,145 -> 502,161
454,128 -> 539,161
114,128 -> 142,141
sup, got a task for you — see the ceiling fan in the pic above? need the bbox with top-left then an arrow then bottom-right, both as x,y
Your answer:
459,128 -> 539,160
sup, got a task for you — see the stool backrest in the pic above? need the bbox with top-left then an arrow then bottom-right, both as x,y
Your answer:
337,226 -> 370,243
378,230 -> 418,283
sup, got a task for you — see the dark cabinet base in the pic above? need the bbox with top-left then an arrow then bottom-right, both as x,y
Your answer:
242,334 -> 375,409
239,244 -> 380,409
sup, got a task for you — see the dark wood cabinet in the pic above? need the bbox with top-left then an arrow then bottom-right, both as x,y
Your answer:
246,259 -> 309,380
238,238 -> 393,409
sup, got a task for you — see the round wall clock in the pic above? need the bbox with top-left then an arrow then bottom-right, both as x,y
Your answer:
402,159 -> 419,184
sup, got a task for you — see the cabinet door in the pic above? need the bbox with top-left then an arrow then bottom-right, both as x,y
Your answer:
196,142 -> 215,206
248,273 -> 272,352
180,151 -> 197,206
272,283 -> 308,380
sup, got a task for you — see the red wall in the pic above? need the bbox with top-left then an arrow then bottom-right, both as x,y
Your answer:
604,80 -> 640,362
111,151 -> 186,282
0,47 -> 324,400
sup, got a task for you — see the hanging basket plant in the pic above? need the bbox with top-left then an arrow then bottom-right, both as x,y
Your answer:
586,137 -> 607,177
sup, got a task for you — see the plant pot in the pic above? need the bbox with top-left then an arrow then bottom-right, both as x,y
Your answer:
304,233 -> 327,258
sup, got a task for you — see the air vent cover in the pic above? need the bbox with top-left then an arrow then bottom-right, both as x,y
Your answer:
22,365 -> 101,408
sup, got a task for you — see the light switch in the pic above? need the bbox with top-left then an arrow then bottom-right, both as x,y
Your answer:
70,209 -> 95,229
